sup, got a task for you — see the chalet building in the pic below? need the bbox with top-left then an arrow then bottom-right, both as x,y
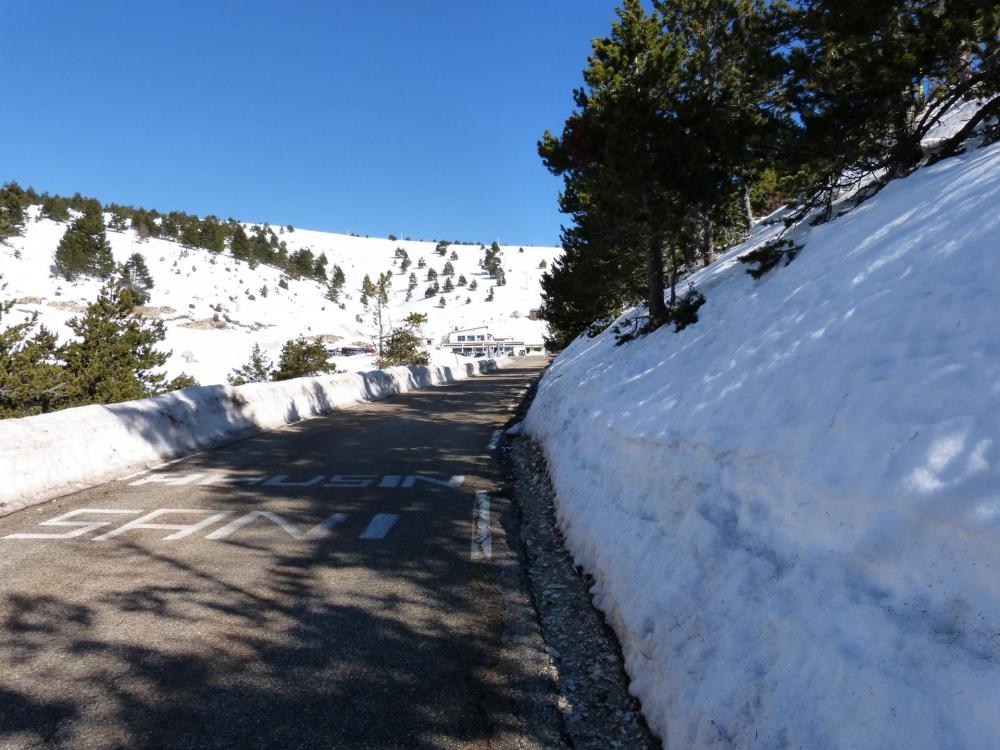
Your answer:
443,326 -> 545,357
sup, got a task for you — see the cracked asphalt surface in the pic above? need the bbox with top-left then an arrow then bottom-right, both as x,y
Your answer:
0,359 -> 557,750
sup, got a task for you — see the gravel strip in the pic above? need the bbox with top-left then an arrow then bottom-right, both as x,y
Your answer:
499,388 -> 661,750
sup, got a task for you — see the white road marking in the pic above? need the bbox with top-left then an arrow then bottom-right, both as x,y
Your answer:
127,472 -> 465,488
488,430 -> 502,450
118,469 -> 151,482
3,509 -> 143,540
359,513 -> 399,540
401,474 -> 464,488
129,473 -> 205,486
263,474 -> 325,487
205,511 -> 347,541
470,491 -> 492,560
4,509 -> 410,544
94,509 -> 235,541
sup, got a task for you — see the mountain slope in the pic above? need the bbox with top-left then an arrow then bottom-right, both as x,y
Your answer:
1,214 -> 560,384
524,142 -> 1000,748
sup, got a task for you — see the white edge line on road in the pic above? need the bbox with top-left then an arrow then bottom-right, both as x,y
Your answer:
359,513 -> 399,540
488,430 -> 502,451
471,490 -> 492,561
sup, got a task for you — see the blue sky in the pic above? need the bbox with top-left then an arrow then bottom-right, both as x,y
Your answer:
0,2 -> 619,246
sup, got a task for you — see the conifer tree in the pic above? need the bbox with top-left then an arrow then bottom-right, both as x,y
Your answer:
198,216 -> 226,253
0,277 -> 67,417
360,274 -> 375,308
228,343 -> 274,385
53,199 -> 114,281
60,282 -> 194,405
442,276 -> 455,292
118,253 -> 154,303
273,336 -> 333,381
0,182 -> 27,240
40,195 -> 70,223
326,264 -> 346,302
230,224 -> 252,263
376,313 -> 430,368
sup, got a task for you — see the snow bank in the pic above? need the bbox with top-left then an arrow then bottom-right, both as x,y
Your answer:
525,143 -> 1000,748
0,358 -> 503,516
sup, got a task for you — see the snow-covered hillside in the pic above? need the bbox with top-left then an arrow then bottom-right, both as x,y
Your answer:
0,212 -> 559,384
525,141 -> 1000,748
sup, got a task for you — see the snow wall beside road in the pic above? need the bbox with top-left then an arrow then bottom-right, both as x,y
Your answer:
0,359 -> 502,516
525,143 -> 1000,749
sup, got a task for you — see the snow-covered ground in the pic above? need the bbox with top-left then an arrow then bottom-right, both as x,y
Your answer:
524,141 -> 1000,748
0,212 -> 560,384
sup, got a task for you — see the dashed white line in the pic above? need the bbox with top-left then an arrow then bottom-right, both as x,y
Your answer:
359,513 -> 399,540
470,491 -> 492,560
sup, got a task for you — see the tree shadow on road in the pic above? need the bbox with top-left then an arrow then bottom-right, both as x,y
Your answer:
0,366 -> 558,750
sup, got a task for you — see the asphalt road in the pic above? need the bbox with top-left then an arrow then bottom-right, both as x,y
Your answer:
0,359 -> 553,750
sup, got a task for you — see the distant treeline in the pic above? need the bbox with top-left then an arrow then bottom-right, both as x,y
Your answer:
0,185 -> 329,283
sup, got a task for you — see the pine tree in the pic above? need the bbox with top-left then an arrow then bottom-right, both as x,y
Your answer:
0,182 -> 27,240
230,224 -> 252,262
289,248 -> 316,278
407,272 -> 418,291
457,274 -> 467,286
60,282 -> 194,405
449,249 -> 459,261
426,267 -> 438,282
118,253 -> 154,303
198,216 -> 226,253
326,264 -> 346,302
40,195 -> 70,223
376,313 -> 430,368
367,272 -> 393,355
228,343 -> 274,385
442,261 -> 455,276
313,253 -> 329,281
0,277 -> 67,417
442,276 -> 455,292
53,199 -> 114,281
273,336 -> 333,381
360,274 -> 375,308
469,279 -> 478,291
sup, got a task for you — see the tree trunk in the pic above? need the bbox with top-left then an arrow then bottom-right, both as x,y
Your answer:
741,181 -> 754,233
700,219 -> 715,267
668,255 -> 678,309
936,95 -> 1000,160
647,235 -> 667,330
